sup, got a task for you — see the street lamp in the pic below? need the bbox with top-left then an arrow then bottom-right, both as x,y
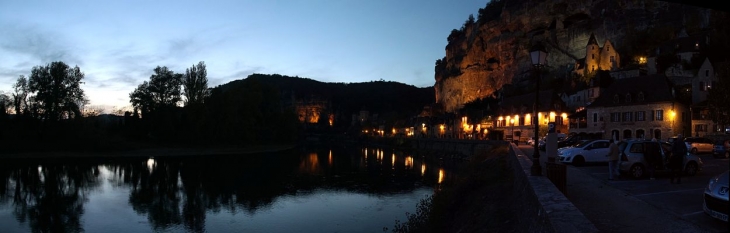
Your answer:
530,42 -> 548,176
510,118 -> 515,142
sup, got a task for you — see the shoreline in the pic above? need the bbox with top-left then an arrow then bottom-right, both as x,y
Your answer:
0,143 -> 300,159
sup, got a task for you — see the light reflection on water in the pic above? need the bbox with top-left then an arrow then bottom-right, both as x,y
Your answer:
0,146 -> 458,233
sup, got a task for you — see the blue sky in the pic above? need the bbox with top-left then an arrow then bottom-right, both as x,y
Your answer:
0,0 -> 488,109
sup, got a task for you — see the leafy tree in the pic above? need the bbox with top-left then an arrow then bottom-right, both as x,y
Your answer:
183,61 -> 209,106
12,75 -> 30,115
708,69 -> 730,127
0,92 -> 10,115
28,61 -> 87,121
129,66 -> 183,117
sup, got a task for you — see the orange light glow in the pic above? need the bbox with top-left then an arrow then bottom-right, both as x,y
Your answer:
421,164 -> 426,176
328,150 -> 332,165
299,153 -> 321,174
438,168 -> 445,184
405,156 -> 413,168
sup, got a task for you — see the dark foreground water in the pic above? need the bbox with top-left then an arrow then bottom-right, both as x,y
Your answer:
0,145 -> 457,233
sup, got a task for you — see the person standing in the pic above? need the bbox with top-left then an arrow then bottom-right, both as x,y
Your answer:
645,141 -> 661,180
669,134 -> 688,184
607,138 -> 620,180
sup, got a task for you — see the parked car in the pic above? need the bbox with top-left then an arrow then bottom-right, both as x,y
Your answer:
618,139 -> 703,179
557,139 -> 611,166
703,169 -> 728,222
713,139 -> 729,158
538,133 -> 568,151
684,137 -> 715,154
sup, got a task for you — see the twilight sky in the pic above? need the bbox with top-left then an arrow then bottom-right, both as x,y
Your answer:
0,0 -> 488,109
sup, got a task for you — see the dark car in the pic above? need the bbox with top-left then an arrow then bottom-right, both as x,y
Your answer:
713,139 -> 730,158
539,134 -> 579,151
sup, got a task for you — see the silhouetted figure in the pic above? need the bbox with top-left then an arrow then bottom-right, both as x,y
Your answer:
669,134 -> 687,184
607,139 -> 620,180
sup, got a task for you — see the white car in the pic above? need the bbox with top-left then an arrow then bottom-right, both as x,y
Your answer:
557,139 -> 612,166
703,170 -> 728,222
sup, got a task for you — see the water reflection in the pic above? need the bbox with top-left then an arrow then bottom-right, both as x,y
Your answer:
0,146 -> 459,232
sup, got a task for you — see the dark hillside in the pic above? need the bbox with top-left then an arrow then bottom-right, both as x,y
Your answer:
217,74 -> 435,120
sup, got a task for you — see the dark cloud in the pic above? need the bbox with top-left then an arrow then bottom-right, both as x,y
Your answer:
0,23 -> 82,66
211,67 -> 263,86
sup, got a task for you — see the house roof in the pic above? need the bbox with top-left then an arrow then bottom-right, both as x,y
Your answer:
651,32 -> 709,56
499,90 -> 564,114
588,74 -> 676,108
587,33 -> 598,46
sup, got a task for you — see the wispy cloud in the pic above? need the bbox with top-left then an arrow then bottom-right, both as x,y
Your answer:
0,22 -> 83,66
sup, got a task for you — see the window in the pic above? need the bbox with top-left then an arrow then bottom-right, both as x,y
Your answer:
623,112 -> 633,121
695,124 -> 707,132
592,54 -> 595,59
613,94 -> 619,104
637,92 -> 644,101
625,93 -> 631,103
606,45 -> 610,51
656,110 -> 664,121
636,111 -> 645,121
706,70 -> 710,77
577,96 -> 581,101
592,65 -> 596,71
611,112 -> 621,122
593,113 -> 598,123
610,56 -> 615,62
699,81 -> 706,91
649,110 -> 655,121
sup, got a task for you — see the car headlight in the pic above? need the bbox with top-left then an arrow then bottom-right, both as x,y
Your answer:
705,176 -> 719,193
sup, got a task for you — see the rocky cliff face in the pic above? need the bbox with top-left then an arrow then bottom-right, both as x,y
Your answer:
435,0 -> 717,113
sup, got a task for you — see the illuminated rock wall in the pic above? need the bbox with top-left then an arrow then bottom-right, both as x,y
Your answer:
434,0 -> 713,113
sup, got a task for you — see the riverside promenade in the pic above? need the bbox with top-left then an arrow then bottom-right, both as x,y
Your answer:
512,143 -> 713,233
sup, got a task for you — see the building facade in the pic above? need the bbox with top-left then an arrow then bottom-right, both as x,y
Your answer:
585,75 -> 689,141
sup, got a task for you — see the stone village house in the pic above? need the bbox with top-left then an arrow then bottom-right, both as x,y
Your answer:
584,74 -> 688,141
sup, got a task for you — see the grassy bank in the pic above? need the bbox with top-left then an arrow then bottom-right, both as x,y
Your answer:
390,144 -> 518,232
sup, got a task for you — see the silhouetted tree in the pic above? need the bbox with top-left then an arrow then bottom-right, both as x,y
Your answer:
183,61 -> 209,106
0,92 -> 10,115
129,66 -> 183,117
28,61 -> 87,121
12,75 -> 30,115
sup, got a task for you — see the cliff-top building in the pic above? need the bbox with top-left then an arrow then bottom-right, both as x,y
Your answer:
574,33 -> 621,77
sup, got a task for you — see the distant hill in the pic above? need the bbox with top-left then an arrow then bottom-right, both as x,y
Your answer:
216,73 -> 435,120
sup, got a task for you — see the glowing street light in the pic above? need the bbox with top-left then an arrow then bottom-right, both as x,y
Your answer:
530,42 -> 548,176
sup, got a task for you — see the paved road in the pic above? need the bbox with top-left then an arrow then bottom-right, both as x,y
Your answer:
516,144 -> 729,233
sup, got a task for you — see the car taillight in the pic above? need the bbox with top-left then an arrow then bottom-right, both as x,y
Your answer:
621,152 -> 627,161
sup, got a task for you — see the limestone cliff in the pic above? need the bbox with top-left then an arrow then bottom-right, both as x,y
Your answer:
435,0 -> 718,113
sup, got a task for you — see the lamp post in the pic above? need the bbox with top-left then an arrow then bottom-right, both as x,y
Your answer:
510,118 -> 515,143
530,42 -> 548,176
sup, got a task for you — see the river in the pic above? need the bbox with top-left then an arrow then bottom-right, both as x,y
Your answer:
0,145 -> 459,233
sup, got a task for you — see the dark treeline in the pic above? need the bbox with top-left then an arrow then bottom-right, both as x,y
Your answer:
237,73 -> 435,133
0,62 -> 434,153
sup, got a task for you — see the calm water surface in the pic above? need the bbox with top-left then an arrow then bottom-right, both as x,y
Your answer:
0,145 -> 458,233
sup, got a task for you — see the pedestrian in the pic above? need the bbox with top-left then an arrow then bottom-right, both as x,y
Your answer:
669,134 -> 687,184
645,141 -> 661,180
607,138 -> 620,180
